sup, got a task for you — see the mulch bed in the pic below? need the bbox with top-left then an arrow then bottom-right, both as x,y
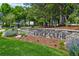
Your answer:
56,26 -> 79,30
18,35 -> 60,48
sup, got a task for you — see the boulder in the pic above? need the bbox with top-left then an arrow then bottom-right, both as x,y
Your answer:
2,29 -> 18,37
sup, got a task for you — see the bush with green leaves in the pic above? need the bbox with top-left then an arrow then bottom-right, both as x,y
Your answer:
2,29 -> 18,37
59,40 -> 66,50
18,31 -> 26,36
0,32 -> 3,36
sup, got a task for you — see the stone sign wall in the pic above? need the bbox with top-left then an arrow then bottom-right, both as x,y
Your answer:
28,28 -> 79,40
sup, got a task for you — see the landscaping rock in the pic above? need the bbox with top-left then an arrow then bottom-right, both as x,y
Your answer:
2,29 -> 18,37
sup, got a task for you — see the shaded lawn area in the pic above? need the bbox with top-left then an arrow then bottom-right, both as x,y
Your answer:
0,37 -> 69,56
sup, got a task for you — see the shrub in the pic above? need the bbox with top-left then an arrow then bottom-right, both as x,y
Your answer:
65,33 -> 79,56
0,32 -> 3,36
67,39 -> 79,56
59,40 -> 66,50
2,29 -> 18,37
18,31 -> 26,36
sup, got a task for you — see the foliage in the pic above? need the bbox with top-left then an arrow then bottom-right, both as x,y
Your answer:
37,18 -> 48,26
66,38 -> 79,56
68,11 -> 79,24
59,40 -> 66,50
0,3 -> 79,27
0,3 -> 12,15
0,32 -> 3,36
2,13 -> 15,27
69,43 -> 79,56
69,41 -> 79,56
18,31 -> 27,36
12,6 -> 26,22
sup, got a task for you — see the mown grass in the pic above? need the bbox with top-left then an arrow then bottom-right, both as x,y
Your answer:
0,37 -> 69,56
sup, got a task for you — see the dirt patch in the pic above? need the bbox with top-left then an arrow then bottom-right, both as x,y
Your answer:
18,35 -> 60,48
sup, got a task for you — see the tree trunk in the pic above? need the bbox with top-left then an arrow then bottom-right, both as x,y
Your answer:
29,21 -> 30,26
59,14 -> 62,25
59,4 -> 63,26
48,20 -> 50,27
49,16 -> 52,27
64,15 -> 67,26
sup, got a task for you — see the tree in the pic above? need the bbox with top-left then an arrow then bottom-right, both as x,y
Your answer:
31,3 -> 51,27
45,4 -> 59,26
2,13 -> 15,27
68,5 -> 79,24
12,6 -> 26,22
0,3 -> 77,28
0,3 -> 12,15
26,6 -> 40,26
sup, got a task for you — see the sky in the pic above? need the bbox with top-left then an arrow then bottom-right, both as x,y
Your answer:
0,3 -> 25,7
10,3 -> 25,7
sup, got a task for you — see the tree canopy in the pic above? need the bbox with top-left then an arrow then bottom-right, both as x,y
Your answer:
0,3 -> 79,27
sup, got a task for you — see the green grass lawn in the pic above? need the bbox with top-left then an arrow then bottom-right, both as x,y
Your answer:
0,37 -> 69,56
